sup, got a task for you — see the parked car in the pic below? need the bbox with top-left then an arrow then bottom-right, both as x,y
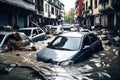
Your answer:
44,25 -> 53,34
91,24 -> 103,30
18,27 -> 46,42
105,36 -> 120,46
36,32 -> 103,65
79,28 -> 92,33
0,31 -> 32,53
63,26 -> 71,32
51,25 -> 63,34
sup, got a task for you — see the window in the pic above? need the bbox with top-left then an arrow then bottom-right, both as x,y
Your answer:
49,36 -> 82,51
94,0 -> 97,8
45,4 -> 48,13
37,29 -> 43,34
51,7 -> 54,14
83,36 -> 91,47
86,1 -> 88,10
33,29 -> 38,35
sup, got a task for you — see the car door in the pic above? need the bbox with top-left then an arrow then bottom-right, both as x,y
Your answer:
37,28 -> 46,41
81,35 -> 93,57
32,29 -> 40,42
88,34 -> 102,53
73,35 -> 92,63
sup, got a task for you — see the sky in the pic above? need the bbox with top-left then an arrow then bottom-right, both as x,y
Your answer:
60,0 -> 76,12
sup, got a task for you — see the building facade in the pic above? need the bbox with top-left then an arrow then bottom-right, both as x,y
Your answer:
0,0 -> 64,29
82,0 -> 94,27
75,0 -> 83,26
30,0 -> 64,27
99,0 -> 120,33
76,0 -> 120,33
0,0 -> 36,28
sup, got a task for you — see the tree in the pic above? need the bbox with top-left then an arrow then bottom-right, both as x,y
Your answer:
64,8 -> 75,24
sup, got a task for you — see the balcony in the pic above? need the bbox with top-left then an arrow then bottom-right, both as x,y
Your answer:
82,9 -> 93,18
0,0 -> 35,11
99,0 -> 115,13
112,0 -> 120,10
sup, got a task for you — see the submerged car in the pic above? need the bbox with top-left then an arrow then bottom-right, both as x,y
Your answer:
18,27 -> 46,42
37,32 -> 103,65
51,25 -> 63,34
0,31 -> 32,53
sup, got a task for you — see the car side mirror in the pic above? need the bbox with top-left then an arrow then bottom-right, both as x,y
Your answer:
83,45 -> 90,50
59,60 -> 74,66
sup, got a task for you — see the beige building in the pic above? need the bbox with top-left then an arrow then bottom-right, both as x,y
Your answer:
82,0 -> 120,34
82,0 -> 94,27
92,0 -> 100,25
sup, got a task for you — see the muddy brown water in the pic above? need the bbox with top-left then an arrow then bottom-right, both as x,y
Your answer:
0,40 -> 120,80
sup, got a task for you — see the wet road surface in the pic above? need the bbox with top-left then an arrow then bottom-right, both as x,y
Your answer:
0,38 -> 120,80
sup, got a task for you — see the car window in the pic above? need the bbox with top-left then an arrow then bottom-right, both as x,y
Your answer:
37,28 -> 43,34
19,33 -> 28,40
89,34 -> 98,43
33,29 -> 38,35
49,36 -> 82,51
0,35 -> 4,43
83,36 -> 91,47
18,30 -> 31,36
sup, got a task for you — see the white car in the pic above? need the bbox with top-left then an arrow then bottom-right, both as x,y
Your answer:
51,25 -> 63,34
18,27 -> 46,42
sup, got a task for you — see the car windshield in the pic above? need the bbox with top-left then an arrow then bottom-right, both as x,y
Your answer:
0,34 -> 5,43
18,30 -> 31,36
48,36 -> 81,51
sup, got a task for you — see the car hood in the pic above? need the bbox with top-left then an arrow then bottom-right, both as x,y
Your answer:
37,47 -> 79,62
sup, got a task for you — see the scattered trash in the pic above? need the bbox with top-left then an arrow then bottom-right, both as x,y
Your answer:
105,36 -> 120,46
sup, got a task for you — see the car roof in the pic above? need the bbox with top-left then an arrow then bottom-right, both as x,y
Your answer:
60,32 -> 90,37
18,27 -> 39,30
0,31 -> 16,35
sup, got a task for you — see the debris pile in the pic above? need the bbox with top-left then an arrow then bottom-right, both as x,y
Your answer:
4,39 -> 37,52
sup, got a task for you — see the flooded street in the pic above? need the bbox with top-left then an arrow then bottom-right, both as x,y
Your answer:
0,39 -> 120,80
64,42 -> 120,80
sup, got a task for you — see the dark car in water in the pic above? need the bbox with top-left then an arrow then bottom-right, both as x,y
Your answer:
18,27 -> 46,42
36,32 -> 103,65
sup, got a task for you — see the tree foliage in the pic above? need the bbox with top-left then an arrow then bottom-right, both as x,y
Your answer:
64,8 -> 75,24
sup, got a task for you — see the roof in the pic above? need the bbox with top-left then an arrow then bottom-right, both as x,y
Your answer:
0,31 -> 16,35
19,27 -> 38,30
60,32 -> 90,38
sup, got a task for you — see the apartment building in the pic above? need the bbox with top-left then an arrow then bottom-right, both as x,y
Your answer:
82,0 -> 94,27
0,0 -> 36,28
99,0 -> 120,33
0,0 -> 64,28
75,0 -> 83,25
34,0 -> 64,27
76,0 -> 120,33
92,0 -> 100,25
43,0 -> 64,26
